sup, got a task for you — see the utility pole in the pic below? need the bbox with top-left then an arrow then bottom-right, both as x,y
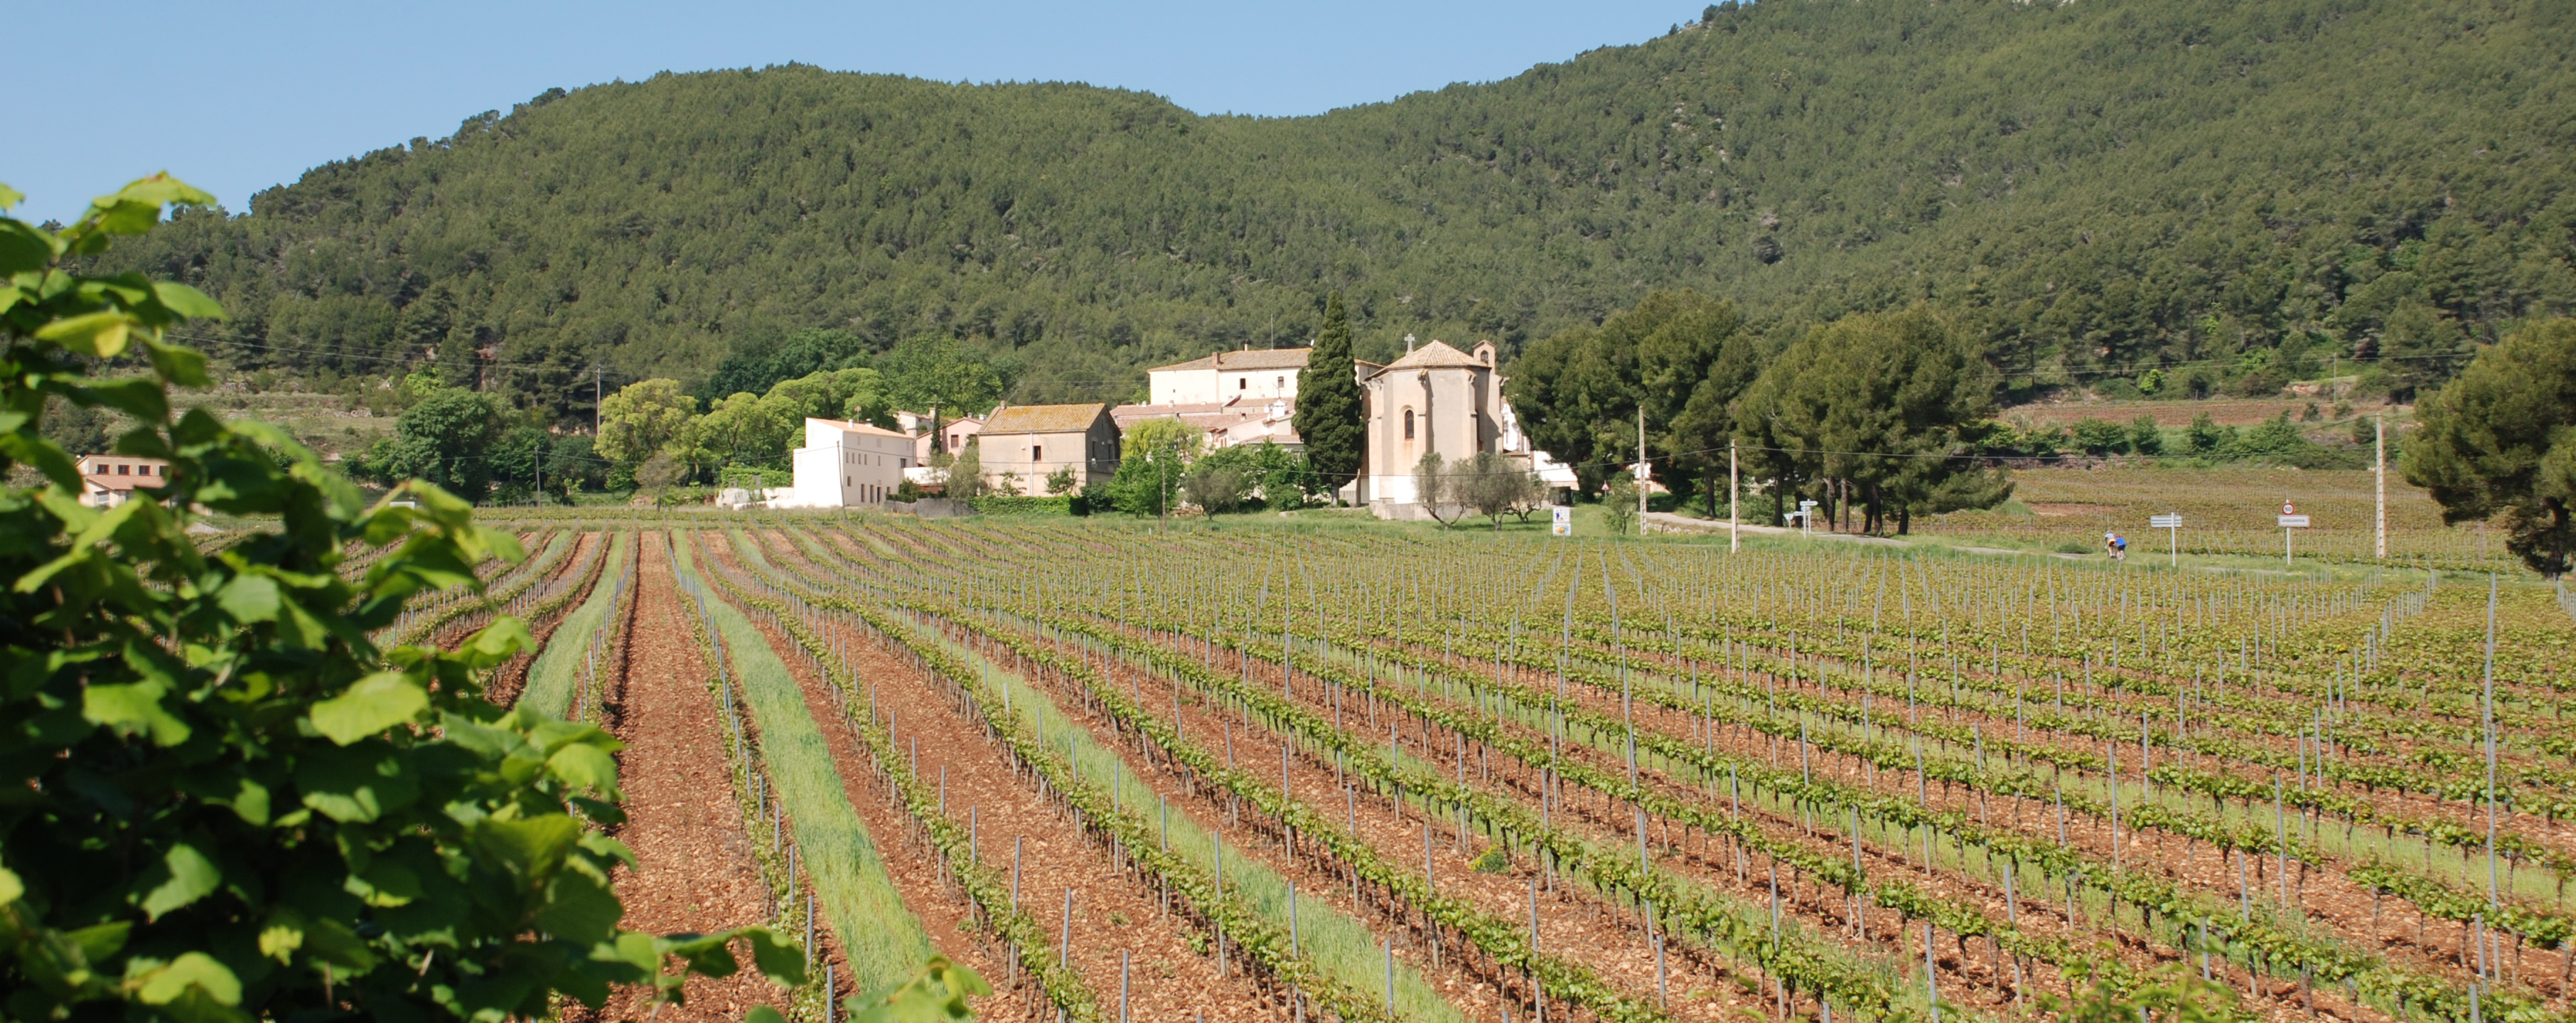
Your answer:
2486,573 -> 2499,911
1728,439 -> 1739,553
2375,410 -> 2388,560
1636,407 -> 1648,523
592,365 -> 603,435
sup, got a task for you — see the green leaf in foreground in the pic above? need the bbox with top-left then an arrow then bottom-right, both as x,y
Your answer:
0,178 -> 798,1022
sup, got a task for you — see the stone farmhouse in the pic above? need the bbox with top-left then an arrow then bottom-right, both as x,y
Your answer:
972,402 -> 1120,496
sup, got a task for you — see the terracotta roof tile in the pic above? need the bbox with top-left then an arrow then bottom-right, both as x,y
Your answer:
1382,339 -> 1488,371
1145,354 -> 1218,373
1215,348 -> 1310,370
1147,348 -> 1311,373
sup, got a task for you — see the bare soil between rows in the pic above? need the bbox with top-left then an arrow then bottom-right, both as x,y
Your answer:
589,536 -> 783,1023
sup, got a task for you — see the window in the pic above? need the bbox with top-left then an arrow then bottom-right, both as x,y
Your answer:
1276,375 -> 1284,388
1032,445 -> 1043,461
115,465 -> 129,475
1403,410 -> 1415,440
1239,379 -> 1247,391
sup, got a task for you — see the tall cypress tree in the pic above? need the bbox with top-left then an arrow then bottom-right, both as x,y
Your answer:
1294,291 -> 1367,501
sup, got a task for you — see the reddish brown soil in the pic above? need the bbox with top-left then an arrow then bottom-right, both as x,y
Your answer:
593,536 -> 783,1022
1375,635 -> 2464,1019
918,616 -> 1567,1023
1125,623 -> 2368,1018
729,530 -> 1311,1023
486,532 -> 610,707
1589,631 -> 2576,852
826,616 -> 1285,1023
687,547 -> 1032,1021
771,531 -> 2508,1020
1075,621 -> 1908,1023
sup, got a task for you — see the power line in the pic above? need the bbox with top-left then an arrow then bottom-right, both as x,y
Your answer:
162,327 -> 661,385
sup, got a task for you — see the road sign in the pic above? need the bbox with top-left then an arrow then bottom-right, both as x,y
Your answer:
2278,510 -> 2309,564
1551,505 -> 1572,537
2150,513 -> 2182,565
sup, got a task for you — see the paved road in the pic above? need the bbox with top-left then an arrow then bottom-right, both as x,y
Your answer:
1640,511 -> 1909,545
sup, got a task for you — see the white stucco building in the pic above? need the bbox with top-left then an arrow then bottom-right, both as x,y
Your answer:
1146,348 -> 1311,405
776,417 -> 916,508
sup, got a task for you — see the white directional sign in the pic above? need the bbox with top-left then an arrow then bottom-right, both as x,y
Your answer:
2277,506 -> 2309,564
2150,513 -> 2183,565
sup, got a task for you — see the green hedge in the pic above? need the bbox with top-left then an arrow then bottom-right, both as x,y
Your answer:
970,495 -> 1076,515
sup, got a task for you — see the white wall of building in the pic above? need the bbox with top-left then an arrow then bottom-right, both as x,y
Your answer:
1149,368 -> 1217,406
1147,351 -> 1308,405
776,418 -> 914,508
1216,368 -> 1297,402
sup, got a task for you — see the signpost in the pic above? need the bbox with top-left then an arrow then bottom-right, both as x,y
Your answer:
2149,513 -> 2182,566
1551,505 -> 1572,537
2277,502 -> 2310,564
1796,500 -> 1819,537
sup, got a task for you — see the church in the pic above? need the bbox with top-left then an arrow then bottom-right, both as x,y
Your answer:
1351,337 -> 1573,517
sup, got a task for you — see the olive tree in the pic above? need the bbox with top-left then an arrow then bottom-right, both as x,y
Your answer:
1412,451 -> 1465,527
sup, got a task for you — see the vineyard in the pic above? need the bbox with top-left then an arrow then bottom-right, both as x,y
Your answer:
1916,466 -> 2518,573
417,513 -> 2576,1023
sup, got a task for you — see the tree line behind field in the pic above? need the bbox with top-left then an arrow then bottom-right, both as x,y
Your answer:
78,0 -> 2576,422
1508,289 -> 2576,577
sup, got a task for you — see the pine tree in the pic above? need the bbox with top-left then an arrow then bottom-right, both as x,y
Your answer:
1294,291 -> 1366,500
2403,318 -> 2576,578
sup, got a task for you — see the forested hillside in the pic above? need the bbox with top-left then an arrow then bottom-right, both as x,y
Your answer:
99,0 -> 2576,419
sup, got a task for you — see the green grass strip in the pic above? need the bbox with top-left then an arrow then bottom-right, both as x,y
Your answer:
520,532 -> 632,718
700,535 -> 1103,1023
916,620 -> 1462,1023
672,532 -> 934,990
717,532 -> 1446,1023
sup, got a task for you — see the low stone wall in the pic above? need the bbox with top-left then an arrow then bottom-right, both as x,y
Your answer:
884,498 -> 975,519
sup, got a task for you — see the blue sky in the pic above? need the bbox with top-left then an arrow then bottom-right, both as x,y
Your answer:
7,1 -> 1693,223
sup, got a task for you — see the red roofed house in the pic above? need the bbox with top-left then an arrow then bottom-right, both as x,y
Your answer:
77,454 -> 171,508
895,409 -> 987,465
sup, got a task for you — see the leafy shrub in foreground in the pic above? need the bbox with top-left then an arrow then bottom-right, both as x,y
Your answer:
0,177 -> 800,1023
